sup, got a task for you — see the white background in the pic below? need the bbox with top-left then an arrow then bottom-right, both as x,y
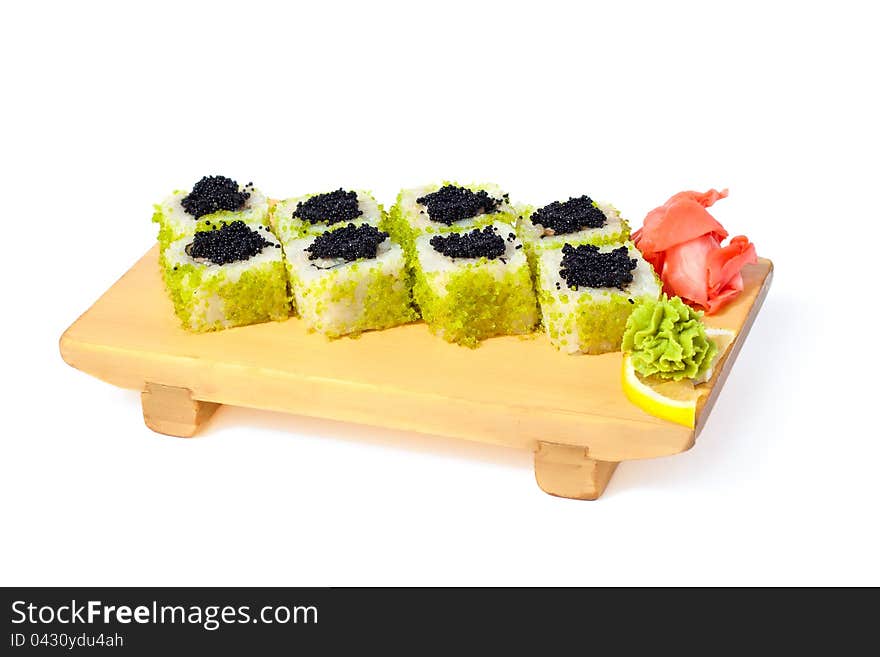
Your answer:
2,1 -> 877,586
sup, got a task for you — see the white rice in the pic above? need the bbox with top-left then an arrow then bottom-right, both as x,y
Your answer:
537,242 -> 658,302
159,184 -> 269,241
164,225 -> 282,284
272,190 -> 382,242
520,201 -> 629,249
414,221 -> 526,292
398,183 -> 517,235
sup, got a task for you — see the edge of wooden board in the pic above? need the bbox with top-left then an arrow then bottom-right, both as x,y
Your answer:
695,259 -> 774,436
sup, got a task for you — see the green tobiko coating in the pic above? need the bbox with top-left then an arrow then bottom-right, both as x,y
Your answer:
288,258 -> 418,338
162,259 -> 289,332
413,260 -> 538,348
622,295 -> 718,381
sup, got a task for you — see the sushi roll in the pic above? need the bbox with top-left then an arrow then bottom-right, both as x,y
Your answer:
518,195 -> 631,256
536,241 -> 661,354
387,182 -> 521,256
152,175 -> 270,251
162,220 -> 289,332
271,188 -> 383,243
412,222 -> 538,347
284,223 -> 417,338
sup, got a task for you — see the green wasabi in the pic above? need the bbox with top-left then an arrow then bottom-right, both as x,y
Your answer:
622,295 -> 718,381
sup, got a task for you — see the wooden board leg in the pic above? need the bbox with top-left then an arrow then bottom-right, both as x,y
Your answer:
534,441 -> 619,500
141,382 -> 219,438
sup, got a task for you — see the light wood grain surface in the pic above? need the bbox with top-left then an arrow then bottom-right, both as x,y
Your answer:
60,247 -> 772,465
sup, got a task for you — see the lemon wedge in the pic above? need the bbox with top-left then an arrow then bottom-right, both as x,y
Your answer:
621,328 -> 736,428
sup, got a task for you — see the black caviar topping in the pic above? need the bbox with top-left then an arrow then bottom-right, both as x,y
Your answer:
532,195 -> 606,236
416,185 -> 501,225
430,226 -> 506,259
559,244 -> 636,290
293,189 -> 362,225
181,176 -> 251,218
187,220 -> 271,265
307,223 -> 387,262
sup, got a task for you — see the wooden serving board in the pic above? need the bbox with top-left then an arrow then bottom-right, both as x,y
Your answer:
60,246 -> 773,500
